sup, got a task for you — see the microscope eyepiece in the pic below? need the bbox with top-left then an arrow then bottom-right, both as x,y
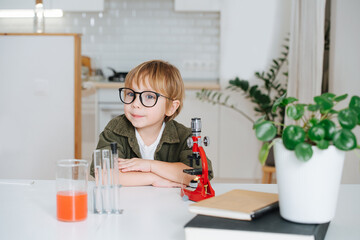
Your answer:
191,118 -> 202,135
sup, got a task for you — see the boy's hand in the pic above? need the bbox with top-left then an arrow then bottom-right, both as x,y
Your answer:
118,158 -> 151,172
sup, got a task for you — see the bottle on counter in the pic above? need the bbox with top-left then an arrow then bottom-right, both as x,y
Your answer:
33,0 -> 45,33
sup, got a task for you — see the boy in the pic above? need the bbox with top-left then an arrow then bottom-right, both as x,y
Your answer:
90,60 -> 213,187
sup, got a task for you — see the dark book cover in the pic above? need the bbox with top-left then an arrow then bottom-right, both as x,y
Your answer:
185,210 -> 330,240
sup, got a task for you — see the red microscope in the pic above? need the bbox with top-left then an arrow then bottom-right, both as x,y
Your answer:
181,118 -> 215,202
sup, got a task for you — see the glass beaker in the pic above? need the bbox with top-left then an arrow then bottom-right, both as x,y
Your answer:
56,159 -> 88,222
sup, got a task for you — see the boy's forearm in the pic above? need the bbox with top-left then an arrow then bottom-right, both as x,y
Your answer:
150,161 -> 195,185
118,171 -> 155,186
117,171 -> 184,187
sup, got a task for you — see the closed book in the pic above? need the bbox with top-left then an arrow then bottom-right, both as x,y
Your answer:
184,210 -> 330,240
188,189 -> 279,221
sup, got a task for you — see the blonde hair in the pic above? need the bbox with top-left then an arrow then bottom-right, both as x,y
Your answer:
125,60 -> 185,122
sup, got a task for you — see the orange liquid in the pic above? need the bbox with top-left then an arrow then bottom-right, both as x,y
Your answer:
57,191 -> 87,222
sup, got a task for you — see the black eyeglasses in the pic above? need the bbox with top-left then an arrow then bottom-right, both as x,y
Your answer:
119,88 -> 173,108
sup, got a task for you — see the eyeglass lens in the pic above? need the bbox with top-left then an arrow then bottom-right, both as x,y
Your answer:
120,88 -> 158,107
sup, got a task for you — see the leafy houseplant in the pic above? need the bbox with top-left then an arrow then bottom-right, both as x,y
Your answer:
254,92 -> 360,224
254,93 -> 360,164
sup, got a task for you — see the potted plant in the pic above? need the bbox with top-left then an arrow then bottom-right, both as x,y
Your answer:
197,40 -> 289,165
253,93 -> 360,224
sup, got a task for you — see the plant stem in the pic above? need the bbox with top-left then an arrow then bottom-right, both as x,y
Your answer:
201,96 -> 255,124
227,104 -> 255,124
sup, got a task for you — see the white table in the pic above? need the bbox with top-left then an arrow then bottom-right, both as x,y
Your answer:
0,180 -> 359,240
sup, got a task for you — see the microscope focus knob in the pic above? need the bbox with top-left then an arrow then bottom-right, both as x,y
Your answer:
203,136 -> 210,146
187,137 -> 194,148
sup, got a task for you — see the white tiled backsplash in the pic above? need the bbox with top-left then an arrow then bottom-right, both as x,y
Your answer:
0,0 -> 220,81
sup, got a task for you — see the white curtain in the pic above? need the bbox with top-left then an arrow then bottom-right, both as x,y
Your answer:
287,0 -> 327,105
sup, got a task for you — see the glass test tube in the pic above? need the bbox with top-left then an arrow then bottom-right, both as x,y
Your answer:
111,142 -> 121,214
102,149 -> 112,213
93,150 -> 103,213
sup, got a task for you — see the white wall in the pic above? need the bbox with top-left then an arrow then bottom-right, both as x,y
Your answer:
218,0 -> 291,180
329,0 -> 360,183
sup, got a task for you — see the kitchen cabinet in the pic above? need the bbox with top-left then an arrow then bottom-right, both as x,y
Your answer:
0,33 -> 81,180
0,0 -> 104,12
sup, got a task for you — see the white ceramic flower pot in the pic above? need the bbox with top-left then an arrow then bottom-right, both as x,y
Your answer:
273,139 -> 345,224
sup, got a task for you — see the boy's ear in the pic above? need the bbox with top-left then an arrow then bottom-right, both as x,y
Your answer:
166,100 -> 180,117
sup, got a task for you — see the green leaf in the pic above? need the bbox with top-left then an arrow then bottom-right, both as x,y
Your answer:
308,125 -> 325,141
309,118 -> 320,127
272,93 -> 286,113
316,139 -> 330,149
349,96 -> 360,114
249,85 -> 258,96
295,142 -> 313,162
239,80 -> 249,92
286,104 -> 304,120
333,129 -> 357,151
283,97 -> 298,105
334,94 -> 348,102
314,96 -> 334,111
308,104 -> 320,112
259,142 -> 270,165
318,119 -> 336,140
212,91 -> 218,99
282,125 -> 306,150
206,90 -> 212,98
338,109 -> 358,129
255,121 -> 277,141
217,93 -> 223,102
320,108 -> 330,115
254,92 -> 271,105
253,115 -> 266,129
321,93 -> 336,101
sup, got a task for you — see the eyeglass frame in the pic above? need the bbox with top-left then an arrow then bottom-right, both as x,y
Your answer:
118,87 -> 174,108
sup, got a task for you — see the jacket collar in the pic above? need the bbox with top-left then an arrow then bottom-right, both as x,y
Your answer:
113,115 -> 180,144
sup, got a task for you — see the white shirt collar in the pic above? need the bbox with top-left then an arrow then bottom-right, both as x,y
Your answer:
135,122 -> 166,160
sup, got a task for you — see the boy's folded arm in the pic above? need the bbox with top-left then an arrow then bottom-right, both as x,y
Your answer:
149,161 -> 195,186
118,171 -> 183,187
118,157 -> 194,185
117,171 -> 154,186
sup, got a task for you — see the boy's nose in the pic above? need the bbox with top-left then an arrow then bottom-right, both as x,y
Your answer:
131,94 -> 142,108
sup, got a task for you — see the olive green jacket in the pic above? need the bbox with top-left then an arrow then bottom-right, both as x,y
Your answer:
90,114 -> 213,180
